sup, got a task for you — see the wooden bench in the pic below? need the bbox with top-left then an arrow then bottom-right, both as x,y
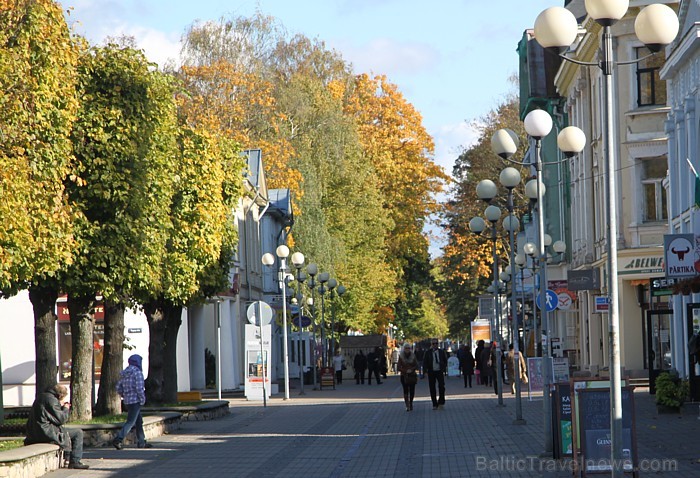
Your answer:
176,391 -> 202,401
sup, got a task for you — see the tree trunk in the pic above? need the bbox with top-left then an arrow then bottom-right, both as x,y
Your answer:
144,301 -> 166,405
28,283 -> 59,398
94,299 -> 125,416
163,302 -> 183,404
67,294 -> 95,420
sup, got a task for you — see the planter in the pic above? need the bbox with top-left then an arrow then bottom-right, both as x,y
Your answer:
656,404 -> 681,414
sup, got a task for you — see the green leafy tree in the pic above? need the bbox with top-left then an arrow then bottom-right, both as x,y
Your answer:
65,44 -> 178,418
0,0 -> 80,397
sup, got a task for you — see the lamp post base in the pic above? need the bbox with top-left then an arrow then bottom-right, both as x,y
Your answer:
512,418 -> 527,426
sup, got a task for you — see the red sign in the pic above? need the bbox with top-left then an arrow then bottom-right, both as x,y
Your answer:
56,298 -> 105,321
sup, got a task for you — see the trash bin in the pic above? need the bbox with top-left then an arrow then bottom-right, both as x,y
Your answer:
304,369 -> 314,385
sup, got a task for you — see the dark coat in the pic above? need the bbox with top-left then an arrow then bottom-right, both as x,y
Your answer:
422,347 -> 448,374
353,352 -> 367,372
474,344 -> 484,370
480,346 -> 494,374
460,349 -> 476,374
366,351 -> 379,371
25,389 -> 70,449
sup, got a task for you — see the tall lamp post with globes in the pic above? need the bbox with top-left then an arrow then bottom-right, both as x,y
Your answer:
307,263 -> 319,390
262,245 -> 292,400
291,252 -> 306,395
318,272 -> 330,367
470,183 -> 505,406
499,166 -> 526,424
533,2 -> 677,467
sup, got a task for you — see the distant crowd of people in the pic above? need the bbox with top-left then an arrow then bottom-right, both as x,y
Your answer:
337,339 -> 528,411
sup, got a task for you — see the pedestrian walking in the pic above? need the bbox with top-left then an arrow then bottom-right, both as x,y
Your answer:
480,342 -> 493,388
391,347 -> 400,374
366,347 -> 382,384
353,350 -> 367,384
25,384 -> 89,469
458,344 -> 475,388
422,338 -> 447,409
332,350 -> 345,384
505,344 -> 528,394
398,343 -> 419,411
474,340 -> 485,385
113,354 -> 152,450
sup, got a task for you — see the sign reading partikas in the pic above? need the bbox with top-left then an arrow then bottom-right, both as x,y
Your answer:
664,234 -> 697,278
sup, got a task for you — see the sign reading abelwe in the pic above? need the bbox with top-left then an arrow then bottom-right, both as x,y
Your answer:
664,233 -> 697,278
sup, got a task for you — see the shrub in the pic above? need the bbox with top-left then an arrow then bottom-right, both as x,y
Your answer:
655,370 -> 689,408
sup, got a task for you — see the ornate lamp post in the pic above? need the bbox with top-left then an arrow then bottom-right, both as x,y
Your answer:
318,272 -> 330,367
262,245 -> 291,400
307,263 -> 319,389
499,166 -> 525,424
330,283 -> 347,360
470,184 -> 505,406
534,2 -> 678,466
291,252 -> 306,395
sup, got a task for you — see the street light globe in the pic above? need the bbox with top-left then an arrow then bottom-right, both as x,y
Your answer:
585,0 -> 628,25
634,4 -> 679,52
525,179 -> 544,200
491,129 -> 519,159
504,265 -> 512,276
524,242 -> 537,256
487,285 -> 495,294
261,253 -> 275,266
485,205 -> 502,222
534,7 -> 578,49
499,167 -> 521,189
544,234 -> 553,247
318,272 -> 330,283
500,271 -> 510,282
553,240 -> 567,254
328,278 -> 338,289
276,245 -> 290,258
469,216 -> 486,234
503,214 -> 520,232
515,253 -> 527,266
558,126 -> 586,157
524,109 -> 553,139
476,179 -> 498,202
291,251 -> 305,267
307,263 -> 318,276
307,297 -> 314,306
337,285 -> 347,296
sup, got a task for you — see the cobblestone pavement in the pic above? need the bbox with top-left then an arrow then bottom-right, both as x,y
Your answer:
44,375 -> 700,478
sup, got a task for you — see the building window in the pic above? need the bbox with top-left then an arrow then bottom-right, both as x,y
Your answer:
636,47 -> 666,107
641,156 -> 667,222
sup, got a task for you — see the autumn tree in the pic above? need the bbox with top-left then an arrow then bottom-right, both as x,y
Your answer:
139,124 -> 244,404
0,0 -> 81,397
64,44 -> 178,418
440,93 -> 528,338
343,74 -> 449,335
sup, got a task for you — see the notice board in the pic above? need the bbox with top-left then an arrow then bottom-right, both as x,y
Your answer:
552,383 -> 573,459
574,387 -> 638,476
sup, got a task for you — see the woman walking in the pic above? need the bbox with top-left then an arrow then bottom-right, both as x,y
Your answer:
398,342 -> 419,411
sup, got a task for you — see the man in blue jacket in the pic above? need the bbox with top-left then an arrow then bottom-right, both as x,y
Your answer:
113,354 -> 152,449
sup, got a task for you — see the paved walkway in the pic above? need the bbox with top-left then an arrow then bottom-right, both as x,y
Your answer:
44,375 -> 700,477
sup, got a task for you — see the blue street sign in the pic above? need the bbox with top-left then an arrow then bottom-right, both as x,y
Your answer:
536,289 -> 559,312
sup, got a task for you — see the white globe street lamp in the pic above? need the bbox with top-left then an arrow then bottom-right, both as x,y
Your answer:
533,0 -> 678,465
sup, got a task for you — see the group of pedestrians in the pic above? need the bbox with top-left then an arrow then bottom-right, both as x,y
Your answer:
23,354 -> 151,471
347,339 -> 528,412
352,347 -> 387,384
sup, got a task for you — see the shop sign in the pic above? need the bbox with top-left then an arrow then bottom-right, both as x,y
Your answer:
664,234 -> 696,278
